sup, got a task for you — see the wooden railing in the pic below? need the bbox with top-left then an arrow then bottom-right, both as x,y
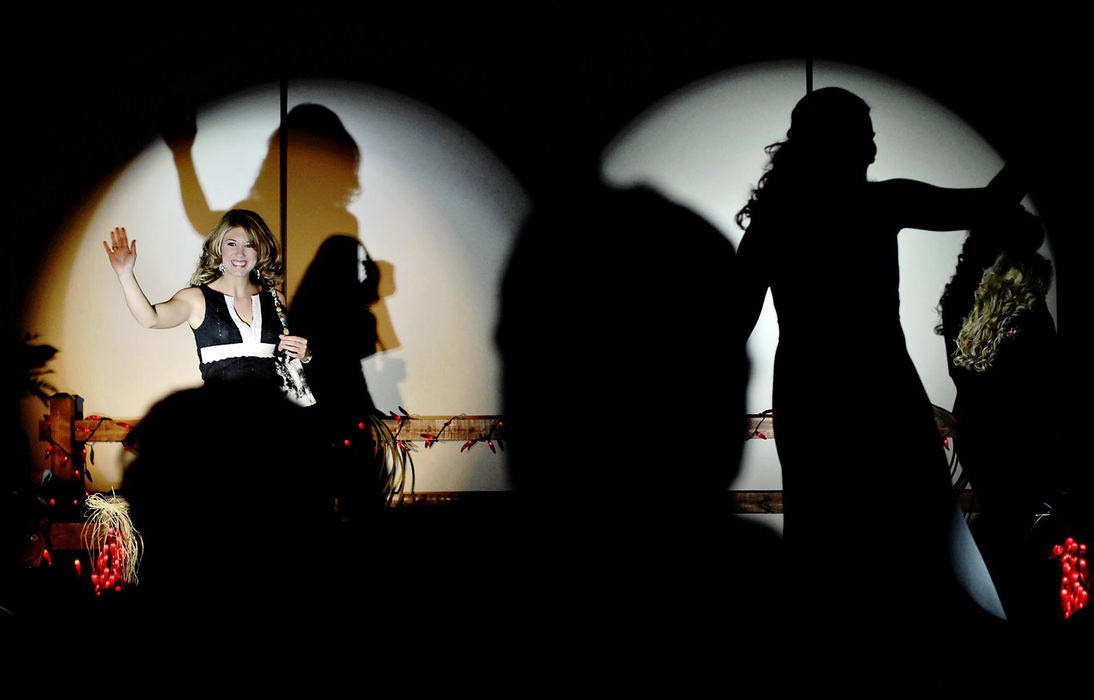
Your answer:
36,394 -> 981,552
35,394 -> 785,547
38,395 -> 778,487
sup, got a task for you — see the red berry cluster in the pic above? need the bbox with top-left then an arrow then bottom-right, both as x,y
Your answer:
1052,538 -> 1088,620
91,527 -> 128,596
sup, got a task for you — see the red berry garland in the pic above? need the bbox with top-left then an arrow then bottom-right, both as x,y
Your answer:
1052,538 -> 1088,620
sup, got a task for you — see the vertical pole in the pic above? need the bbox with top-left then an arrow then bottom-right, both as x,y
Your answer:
280,71 -> 288,295
806,58 -> 813,94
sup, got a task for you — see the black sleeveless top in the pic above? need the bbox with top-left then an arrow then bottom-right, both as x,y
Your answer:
192,284 -> 283,385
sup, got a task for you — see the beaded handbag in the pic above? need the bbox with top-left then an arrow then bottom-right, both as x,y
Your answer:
270,289 -> 317,407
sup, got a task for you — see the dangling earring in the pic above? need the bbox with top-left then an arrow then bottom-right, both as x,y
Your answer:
218,262 -> 225,274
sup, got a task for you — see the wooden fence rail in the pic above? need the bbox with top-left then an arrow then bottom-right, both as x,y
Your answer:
34,394 -> 785,551
34,395 -> 980,553
36,392 -> 782,498
39,407 -> 776,448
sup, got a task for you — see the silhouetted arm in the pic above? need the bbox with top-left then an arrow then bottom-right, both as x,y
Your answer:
874,165 -> 1026,232
986,162 -> 1025,203
163,112 -> 223,237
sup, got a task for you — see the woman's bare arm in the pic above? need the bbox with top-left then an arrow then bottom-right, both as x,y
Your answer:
104,227 -> 200,329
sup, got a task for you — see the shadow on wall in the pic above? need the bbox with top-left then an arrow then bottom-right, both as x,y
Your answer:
291,234 -> 401,419
164,101 -> 407,422
164,102 -> 359,293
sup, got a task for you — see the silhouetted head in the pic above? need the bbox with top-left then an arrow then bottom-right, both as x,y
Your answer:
737,87 -> 876,230
498,184 -> 746,512
121,382 -> 318,571
246,104 -> 361,210
788,87 -> 876,176
119,381 -> 331,642
190,209 -> 283,289
288,104 -> 361,205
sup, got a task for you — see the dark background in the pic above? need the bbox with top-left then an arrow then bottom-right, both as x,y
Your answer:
8,12 -> 1087,407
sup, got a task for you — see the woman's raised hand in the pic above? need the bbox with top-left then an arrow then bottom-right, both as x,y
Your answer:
103,227 -> 137,276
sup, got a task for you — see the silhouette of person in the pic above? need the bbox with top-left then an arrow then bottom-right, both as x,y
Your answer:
496,180 -> 783,660
735,87 -> 1028,640
291,235 -> 380,414
118,381 -> 337,662
290,234 -> 391,516
938,209 -> 1077,626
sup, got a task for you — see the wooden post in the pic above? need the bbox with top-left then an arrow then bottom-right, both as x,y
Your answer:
48,393 -> 83,485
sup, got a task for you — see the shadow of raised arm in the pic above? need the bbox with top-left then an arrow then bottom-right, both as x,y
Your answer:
161,105 -> 224,237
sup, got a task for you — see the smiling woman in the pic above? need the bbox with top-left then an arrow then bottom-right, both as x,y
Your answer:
104,209 -> 311,388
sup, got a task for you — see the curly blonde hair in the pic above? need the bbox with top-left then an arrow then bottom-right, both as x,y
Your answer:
189,209 -> 284,289
953,250 -> 1052,372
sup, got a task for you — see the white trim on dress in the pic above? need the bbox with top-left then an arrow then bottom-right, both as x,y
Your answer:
200,341 -> 277,364
199,292 -> 276,364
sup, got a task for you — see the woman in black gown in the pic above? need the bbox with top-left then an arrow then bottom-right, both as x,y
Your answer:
736,87 -> 1027,637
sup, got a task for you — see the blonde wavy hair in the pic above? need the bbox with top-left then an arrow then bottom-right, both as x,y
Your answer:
189,209 -> 284,289
953,249 -> 1052,372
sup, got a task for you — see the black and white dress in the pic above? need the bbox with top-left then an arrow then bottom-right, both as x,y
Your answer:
191,284 -> 282,386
